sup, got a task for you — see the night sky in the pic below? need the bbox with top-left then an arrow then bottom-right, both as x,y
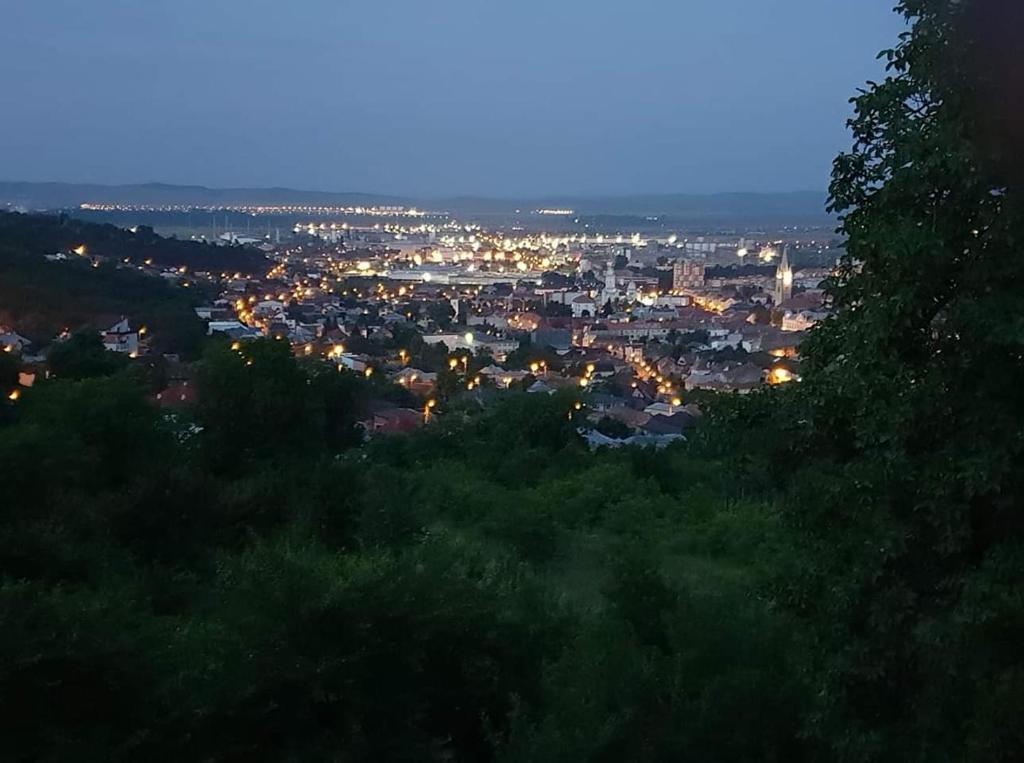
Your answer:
1,1 -> 902,197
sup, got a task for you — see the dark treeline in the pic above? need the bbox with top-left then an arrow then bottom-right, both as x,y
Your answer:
3,2 -> 1024,760
0,337 -> 813,761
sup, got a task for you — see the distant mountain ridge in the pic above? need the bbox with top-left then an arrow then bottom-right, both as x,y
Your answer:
0,181 -> 412,209
0,181 -> 830,222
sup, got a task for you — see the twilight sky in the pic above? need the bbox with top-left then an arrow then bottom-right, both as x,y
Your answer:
0,0 -> 902,197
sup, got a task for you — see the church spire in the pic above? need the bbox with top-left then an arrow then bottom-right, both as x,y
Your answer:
775,245 -> 793,304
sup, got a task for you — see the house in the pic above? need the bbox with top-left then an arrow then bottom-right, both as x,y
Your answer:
531,327 -> 572,351
602,406 -> 652,430
477,336 -> 519,360
641,411 -> 697,436
102,318 -> 140,355
194,305 -> 230,320
338,353 -> 372,372
393,367 -> 437,385
393,367 -> 437,395
527,379 -> 554,394
478,365 -> 530,388
586,392 -> 631,412
685,360 -> 764,393
781,309 -> 829,332
720,363 -> 765,392
208,320 -> 248,336
0,330 -> 31,354
571,294 -> 597,318
370,408 -> 424,434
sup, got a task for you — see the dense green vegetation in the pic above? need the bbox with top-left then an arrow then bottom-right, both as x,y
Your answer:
0,340 -> 806,761
2,2 -> 1023,760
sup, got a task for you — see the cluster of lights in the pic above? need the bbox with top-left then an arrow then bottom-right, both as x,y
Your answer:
80,203 -> 433,217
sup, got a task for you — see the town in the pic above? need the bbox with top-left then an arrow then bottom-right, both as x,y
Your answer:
3,1 -> 1019,759
2,206 -> 834,441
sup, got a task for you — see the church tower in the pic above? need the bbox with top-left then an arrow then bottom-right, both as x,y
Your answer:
601,259 -> 618,305
774,246 -> 793,305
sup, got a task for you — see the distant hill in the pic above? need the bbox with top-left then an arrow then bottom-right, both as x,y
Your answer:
0,181 -> 412,210
1,181 -> 830,224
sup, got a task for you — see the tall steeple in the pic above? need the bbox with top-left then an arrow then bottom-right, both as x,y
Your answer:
602,259 -> 618,305
775,245 -> 793,305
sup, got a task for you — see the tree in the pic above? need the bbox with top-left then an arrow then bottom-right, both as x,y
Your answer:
196,339 -> 321,468
774,1 -> 1024,757
426,301 -> 455,330
47,331 -> 127,380
595,416 -> 631,439
0,351 -> 17,391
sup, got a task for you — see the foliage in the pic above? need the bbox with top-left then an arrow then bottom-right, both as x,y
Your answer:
47,331 -> 129,380
724,1 -> 1024,757
0,349 -> 804,760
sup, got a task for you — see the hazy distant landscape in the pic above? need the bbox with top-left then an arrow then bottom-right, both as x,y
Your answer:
0,181 -> 832,228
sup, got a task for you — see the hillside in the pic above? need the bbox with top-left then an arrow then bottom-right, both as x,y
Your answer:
0,215 -> 215,354
0,211 -> 269,275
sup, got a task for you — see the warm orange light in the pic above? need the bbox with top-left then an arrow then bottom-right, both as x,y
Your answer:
770,367 -> 794,384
